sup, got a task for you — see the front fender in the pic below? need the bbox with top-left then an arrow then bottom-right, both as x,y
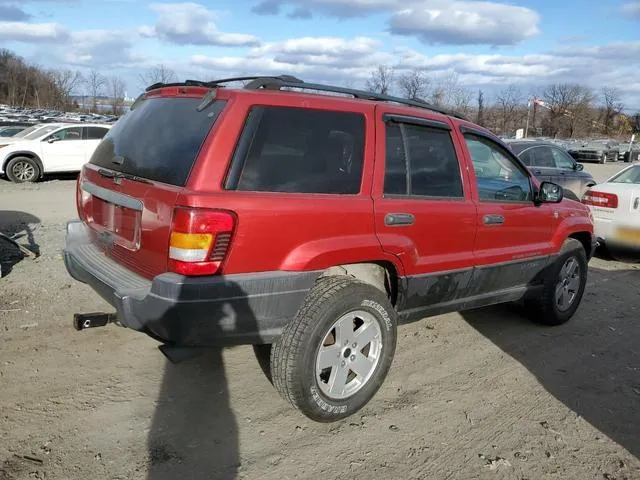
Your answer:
279,234 -> 406,276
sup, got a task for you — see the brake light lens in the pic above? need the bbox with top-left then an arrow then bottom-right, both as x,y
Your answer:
168,207 -> 235,276
581,190 -> 618,209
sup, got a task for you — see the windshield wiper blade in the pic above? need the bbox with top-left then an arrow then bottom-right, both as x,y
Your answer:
98,168 -> 152,184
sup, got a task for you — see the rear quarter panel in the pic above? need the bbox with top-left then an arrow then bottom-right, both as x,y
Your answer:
185,91 -> 404,276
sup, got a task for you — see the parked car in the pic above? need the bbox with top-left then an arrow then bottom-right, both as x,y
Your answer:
505,139 -> 596,200
617,142 -> 640,163
0,125 -> 29,137
582,163 -> 640,259
63,75 -> 595,422
0,123 -> 111,182
0,123 -> 66,146
568,139 -> 619,164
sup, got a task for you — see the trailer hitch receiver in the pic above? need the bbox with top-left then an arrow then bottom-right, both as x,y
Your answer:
73,312 -> 118,331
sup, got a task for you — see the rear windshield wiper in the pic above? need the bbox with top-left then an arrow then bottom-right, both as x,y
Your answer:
98,168 -> 152,185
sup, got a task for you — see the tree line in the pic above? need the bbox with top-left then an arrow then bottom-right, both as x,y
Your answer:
0,49 -> 177,116
366,65 -> 640,139
2,49 -> 638,137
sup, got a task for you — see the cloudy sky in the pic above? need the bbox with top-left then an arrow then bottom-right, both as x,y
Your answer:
1,0 -> 639,109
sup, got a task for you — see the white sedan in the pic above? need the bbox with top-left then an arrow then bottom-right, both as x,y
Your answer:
582,163 -> 640,257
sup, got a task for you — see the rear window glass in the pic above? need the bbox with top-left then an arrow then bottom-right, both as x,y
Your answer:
224,106 -> 366,194
89,96 -> 226,186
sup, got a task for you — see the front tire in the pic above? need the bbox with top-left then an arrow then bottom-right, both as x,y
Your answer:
527,238 -> 587,326
270,276 -> 397,422
5,156 -> 40,183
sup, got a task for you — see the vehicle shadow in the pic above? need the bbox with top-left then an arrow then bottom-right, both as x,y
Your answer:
147,278 -> 265,480
0,210 -> 40,277
459,265 -> 640,459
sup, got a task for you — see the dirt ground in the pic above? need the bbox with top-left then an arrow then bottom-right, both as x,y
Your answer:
1,164 -> 639,480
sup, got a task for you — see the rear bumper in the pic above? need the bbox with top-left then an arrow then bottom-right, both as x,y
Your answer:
63,220 -> 320,346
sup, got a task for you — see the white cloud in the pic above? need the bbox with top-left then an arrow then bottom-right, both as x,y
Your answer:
0,21 -> 69,42
622,1 -> 640,18
187,36 -> 640,106
140,2 -> 261,46
248,36 -> 389,67
251,0 -> 541,46
60,30 -> 147,68
252,0 -> 399,17
389,1 -> 540,46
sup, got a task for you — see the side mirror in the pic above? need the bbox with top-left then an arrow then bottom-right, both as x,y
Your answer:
47,137 -> 57,144
575,163 -> 584,171
537,181 -> 563,204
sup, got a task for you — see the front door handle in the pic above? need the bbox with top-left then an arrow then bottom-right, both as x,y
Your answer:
483,214 -> 505,225
385,213 -> 415,226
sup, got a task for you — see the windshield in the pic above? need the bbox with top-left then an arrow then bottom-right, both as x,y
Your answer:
609,166 -> 640,184
25,125 -> 60,139
14,125 -> 40,137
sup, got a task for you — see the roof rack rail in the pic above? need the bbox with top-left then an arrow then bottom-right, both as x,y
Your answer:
144,75 -> 304,92
241,76 -> 467,120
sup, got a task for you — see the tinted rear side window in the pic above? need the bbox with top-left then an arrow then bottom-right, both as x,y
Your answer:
89,96 -> 226,186
86,126 -> 110,140
225,106 -> 365,194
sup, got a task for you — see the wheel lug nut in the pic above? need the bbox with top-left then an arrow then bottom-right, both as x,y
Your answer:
341,361 -> 346,367
352,343 -> 357,348
350,355 -> 355,361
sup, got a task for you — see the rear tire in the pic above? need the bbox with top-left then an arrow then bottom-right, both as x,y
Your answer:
270,275 -> 397,422
526,238 -> 587,326
5,156 -> 40,183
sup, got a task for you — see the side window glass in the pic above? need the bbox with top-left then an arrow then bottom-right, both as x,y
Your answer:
531,146 -> 555,168
551,148 -> 575,169
518,150 -> 533,166
383,121 -> 463,198
49,127 -> 83,142
464,134 -> 532,203
383,124 -> 407,195
227,106 -> 365,194
86,127 -> 109,140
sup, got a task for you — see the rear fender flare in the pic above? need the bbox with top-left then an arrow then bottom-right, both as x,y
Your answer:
279,235 -> 404,274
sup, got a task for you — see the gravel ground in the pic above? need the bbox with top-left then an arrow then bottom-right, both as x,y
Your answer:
1,164 -> 639,480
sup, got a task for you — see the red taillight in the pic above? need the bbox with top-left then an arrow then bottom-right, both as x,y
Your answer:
168,207 -> 235,276
581,190 -> 618,209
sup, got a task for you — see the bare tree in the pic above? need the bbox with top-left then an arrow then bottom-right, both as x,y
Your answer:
51,69 -> 84,109
366,65 -> 394,95
450,86 -> 473,116
495,85 -> 523,135
397,68 -> 429,101
476,90 -> 485,126
429,72 -> 471,114
138,64 -> 178,88
85,70 -> 106,113
541,83 -> 595,137
601,87 -> 624,134
109,76 -> 126,115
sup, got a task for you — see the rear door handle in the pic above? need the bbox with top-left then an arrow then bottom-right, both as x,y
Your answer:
483,214 -> 505,225
385,213 -> 415,226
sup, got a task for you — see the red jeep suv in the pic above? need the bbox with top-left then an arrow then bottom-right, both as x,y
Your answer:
64,75 -> 595,422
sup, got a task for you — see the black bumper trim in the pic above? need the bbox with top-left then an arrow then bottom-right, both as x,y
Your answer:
63,220 -> 321,346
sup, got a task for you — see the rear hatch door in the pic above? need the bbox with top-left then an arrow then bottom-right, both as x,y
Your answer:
78,89 -> 227,279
